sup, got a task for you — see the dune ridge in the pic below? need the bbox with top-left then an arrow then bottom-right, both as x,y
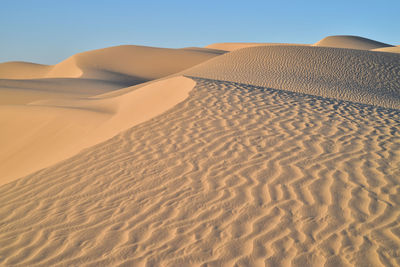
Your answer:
185,45 -> 400,109
1,78 -> 399,266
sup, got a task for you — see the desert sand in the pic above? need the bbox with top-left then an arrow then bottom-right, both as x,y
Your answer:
0,35 -> 399,266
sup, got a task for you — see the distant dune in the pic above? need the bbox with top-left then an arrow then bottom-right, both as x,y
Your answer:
0,36 -> 399,266
313,35 -> 393,50
207,35 -> 395,52
0,62 -> 51,79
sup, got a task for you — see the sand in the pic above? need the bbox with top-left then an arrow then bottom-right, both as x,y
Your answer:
0,45 -> 223,184
372,46 -> 400,54
0,45 -> 223,82
313,35 -> 393,50
205,42 -> 309,51
0,36 -> 399,266
184,45 -> 400,109
206,35 -> 394,52
0,76 -> 195,185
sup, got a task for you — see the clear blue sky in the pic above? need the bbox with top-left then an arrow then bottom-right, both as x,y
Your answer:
1,0 -> 399,64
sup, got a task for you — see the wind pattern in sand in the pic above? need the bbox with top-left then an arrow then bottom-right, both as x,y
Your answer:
1,78 -> 400,266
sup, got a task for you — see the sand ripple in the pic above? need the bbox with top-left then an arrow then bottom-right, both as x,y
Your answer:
1,78 -> 399,266
185,46 -> 400,109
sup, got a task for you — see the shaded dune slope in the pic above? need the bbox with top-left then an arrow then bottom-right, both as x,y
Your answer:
185,45 -> 400,109
1,79 -> 399,266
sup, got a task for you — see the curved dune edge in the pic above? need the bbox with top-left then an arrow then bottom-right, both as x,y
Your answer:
0,76 -> 195,185
0,45 -> 224,83
184,45 -> 400,109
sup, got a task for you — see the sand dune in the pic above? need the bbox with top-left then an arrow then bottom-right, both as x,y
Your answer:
185,45 -> 400,109
1,78 -> 399,266
313,35 -> 393,50
0,76 -> 194,185
46,45 -> 223,83
1,35 -> 400,266
0,45 -> 222,83
0,44 -> 223,184
0,62 -> 51,79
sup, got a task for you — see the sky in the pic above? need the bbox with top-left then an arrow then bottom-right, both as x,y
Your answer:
1,0 -> 399,64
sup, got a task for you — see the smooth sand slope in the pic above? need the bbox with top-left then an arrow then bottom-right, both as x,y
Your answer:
185,45 -> 400,109
0,35 -> 399,266
0,76 -> 194,185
